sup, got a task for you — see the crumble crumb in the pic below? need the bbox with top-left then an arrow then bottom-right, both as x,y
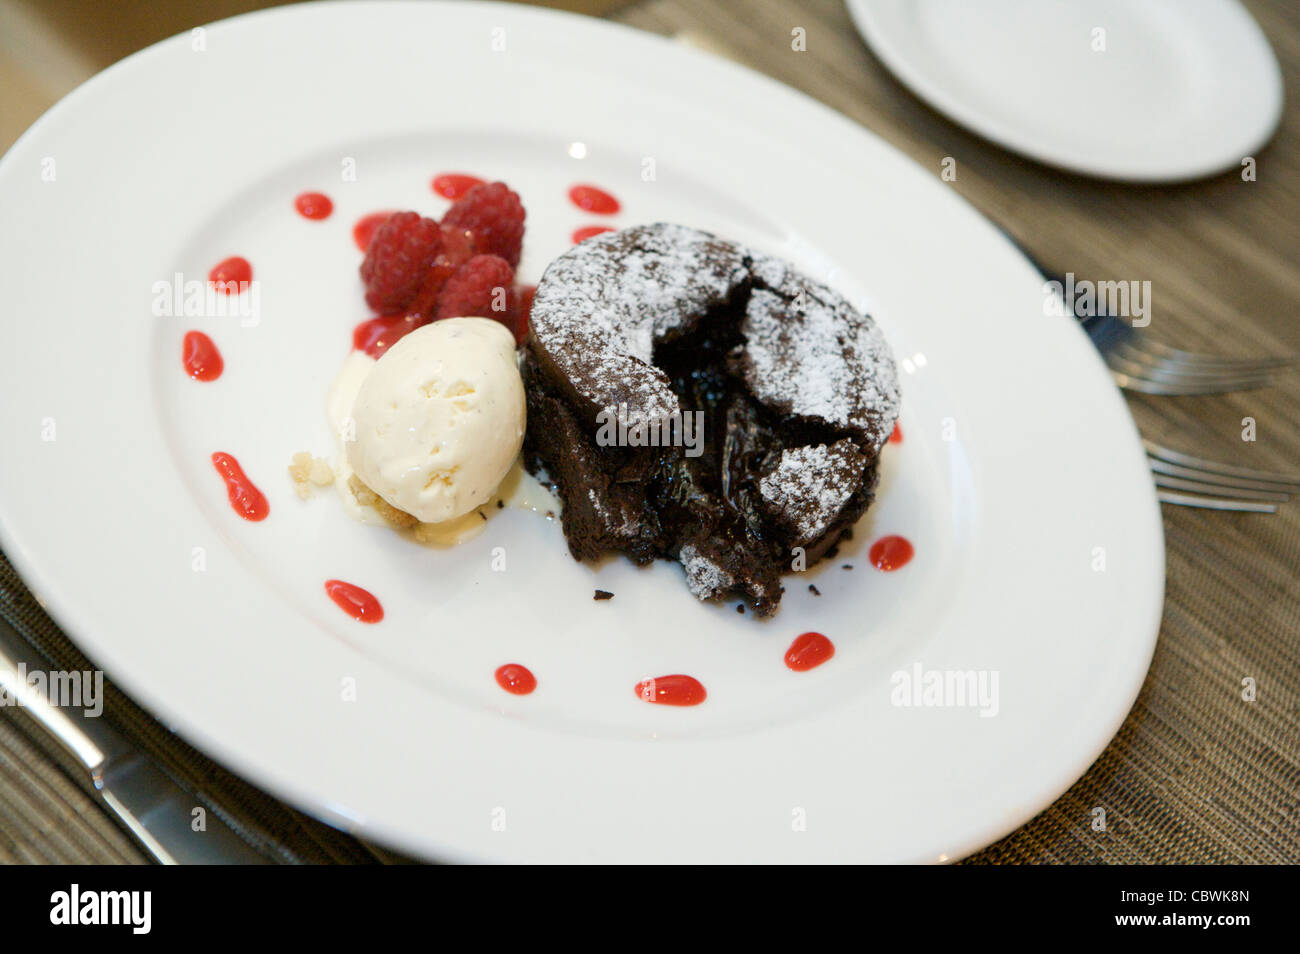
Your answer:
736,604 -> 745,614
842,564 -> 853,570
348,474 -> 418,529
289,451 -> 335,499
594,589 -> 614,601
808,584 -> 821,596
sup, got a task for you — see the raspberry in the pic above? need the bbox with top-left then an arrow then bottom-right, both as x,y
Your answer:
406,265 -> 454,318
434,254 -> 516,322
442,182 -> 525,268
437,224 -> 478,267
359,212 -> 442,312
404,225 -> 481,317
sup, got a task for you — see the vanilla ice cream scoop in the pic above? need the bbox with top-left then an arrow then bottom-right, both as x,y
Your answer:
347,318 -> 525,524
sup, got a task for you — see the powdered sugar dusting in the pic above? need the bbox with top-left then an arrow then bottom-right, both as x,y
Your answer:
586,486 -> 640,539
679,543 -> 734,599
531,224 -> 899,448
759,440 -> 865,545
530,224 -> 747,427
741,253 -> 900,450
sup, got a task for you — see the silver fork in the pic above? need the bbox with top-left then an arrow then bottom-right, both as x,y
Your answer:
1147,440 -> 1300,513
1083,313 -> 1297,396
1019,253 -> 1297,509
1025,255 -> 1298,394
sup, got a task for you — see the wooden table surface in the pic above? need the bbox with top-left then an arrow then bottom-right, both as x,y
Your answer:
1,0 -> 1296,864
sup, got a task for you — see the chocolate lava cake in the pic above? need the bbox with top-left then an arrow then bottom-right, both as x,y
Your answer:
522,223 -> 900,616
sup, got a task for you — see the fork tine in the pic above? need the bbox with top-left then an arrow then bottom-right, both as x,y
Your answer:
1111,372 -> 1274,396
1154,474 -> 1290,503
1106,351 -> 1276,388
1160,351 -> 1298,373
1149,459 -> 1299,494
1144,439 -> 1300,488
1110,342 -> 1279,380
1127,337 -> 1299,372
1157,490 -> 1278,513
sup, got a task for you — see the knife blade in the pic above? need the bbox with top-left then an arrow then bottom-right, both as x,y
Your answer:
0,617 -> 269,864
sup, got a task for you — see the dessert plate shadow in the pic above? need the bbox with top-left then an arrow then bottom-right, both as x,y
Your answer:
0,1 -> 1163,862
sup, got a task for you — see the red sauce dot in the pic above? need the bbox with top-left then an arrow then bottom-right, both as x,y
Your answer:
211,452 -> 268,522
635,674 -> 707,706
324,580 -> 384,623
889,422 -> 903,444
432,173 -> 485,200
785,632 -> 835,671
208,256 -> 252,293
183,330 -> 223,381
352,211 -> 396,252
568,184 -> 620,215
572,225 -> 615,244
352,313 -> 428,358
869,535 -> 914,571
506,285 -> 535,347
294,191 -> 333,220
495,664 -> 537,695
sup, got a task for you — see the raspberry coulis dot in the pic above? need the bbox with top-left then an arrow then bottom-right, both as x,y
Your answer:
211,452 -> 268,521
294,191 -> 334,220
432,173 -> 485,200
567,184 -> 620,215
324,580 -> 384,623
495,664 -> 537,695
572,225 -> 614,244
352,314 -> 427,358
889,422 -> 903,444
635,674 -> 707,706
208,256 -> 252,293
352,211 -> 396,252
784,632 -> 835,671
511,285 -> 536,345
182,330 -> 223,381
869,535 -> 914,571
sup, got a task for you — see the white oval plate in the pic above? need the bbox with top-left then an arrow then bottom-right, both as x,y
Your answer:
0,1 -> 1163,863
846,0 -> 1283,182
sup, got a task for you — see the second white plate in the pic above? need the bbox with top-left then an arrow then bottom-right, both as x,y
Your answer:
847,0 -> 1283,182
